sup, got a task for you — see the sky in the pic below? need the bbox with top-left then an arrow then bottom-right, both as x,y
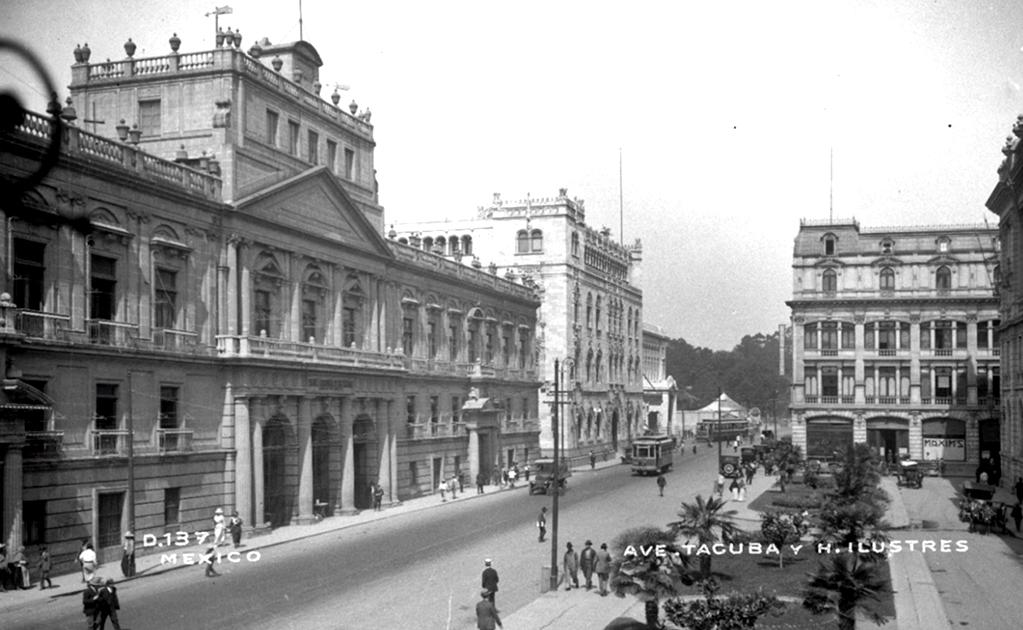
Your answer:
3,0 -> 1023,350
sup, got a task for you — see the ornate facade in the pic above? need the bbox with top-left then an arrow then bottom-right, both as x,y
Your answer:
0,34 -> 539,574
392,190 -> 647,459
788,219 -> 1000,475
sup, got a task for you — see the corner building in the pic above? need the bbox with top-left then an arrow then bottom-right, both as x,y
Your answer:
392,191 -> 646,460
788,219 -> 1000,475
0,34 -> 539,573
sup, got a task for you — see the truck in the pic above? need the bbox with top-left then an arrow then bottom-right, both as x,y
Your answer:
529,458 -> 571,494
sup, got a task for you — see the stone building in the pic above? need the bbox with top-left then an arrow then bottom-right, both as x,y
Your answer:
392,190 -> 647,459
0,34 -> 539,574
788,219 -> 1000,475
986,116 -> 1023,485
641,324 -> 677,437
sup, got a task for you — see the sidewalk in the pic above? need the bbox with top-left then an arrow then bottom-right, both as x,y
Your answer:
0,472 -> 553,615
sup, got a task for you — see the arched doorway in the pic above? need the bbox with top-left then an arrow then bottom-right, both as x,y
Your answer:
352,415 -> 377,510
312,415 -> 340,515
866,417 -> 909,465
262,417 -> 292,528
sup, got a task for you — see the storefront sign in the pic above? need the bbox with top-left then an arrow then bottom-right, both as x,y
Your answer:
923,437 -> 965,461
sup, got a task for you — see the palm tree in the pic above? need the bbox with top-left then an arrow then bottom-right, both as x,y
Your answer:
668,494 -> 739,579
609,526 -> 691,630
803,554 -> 890,630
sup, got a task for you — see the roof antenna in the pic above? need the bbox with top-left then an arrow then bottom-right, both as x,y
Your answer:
299,0 -> 304,40
829,146 -> 834,223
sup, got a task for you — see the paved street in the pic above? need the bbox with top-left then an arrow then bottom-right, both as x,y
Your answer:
1,446 -> 723,629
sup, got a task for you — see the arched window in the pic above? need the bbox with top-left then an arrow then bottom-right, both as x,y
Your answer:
823,234 -> 837,256
422,236 -> 434,252
462,235 -> 473,256
530,229 -> 543,252
822,269 -> 837,293
880,267 -> 895,292
435,236 -> 446,253
516,230 -> 529,254
936,266 -> 951,291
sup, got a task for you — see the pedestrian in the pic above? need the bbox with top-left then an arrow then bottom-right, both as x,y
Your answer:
203,546 -> 220,578
595,543 -> 613,596
456,468 -> 465,493
77,538 -> 91,583
439,479 -> 447,502
212,507 -> 226,546
523,463 -> 531,482
448,475 -> 458,499
501,467 -> 509,487
656,474 -> 667,497
38,545 -> 52,590
590,450 -> 596,469
537,506 -> 548,543
481,559 -> 499,606
476,472 -> 486,494
373,481 -> 384,510
78,542 -> 98,584
229,510 -> 244,548
745,463 -> 755,485
98,577 -> 122,630
738,477 -> 747,502
0,543 -> 8,592
715,473 -> 725,498
730,477 -> 740,501
120,531 -> 135,578
579,540 -> 597,590
492,464 -> 501,486
692,443 -> 697,455
508,467 -> 517,488
563,542 -> 579,590
83,576 -> 103,629
475,589 -> 503,630
12,546 -> 29,589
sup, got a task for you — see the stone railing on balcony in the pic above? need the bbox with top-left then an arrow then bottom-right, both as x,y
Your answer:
87,319 -> 139,347
91,428 -> 131,456
405,422 -> 467,440
24,431 -> 64,459
156,428 -> 194,453
12,110 -> 222,201
17,310 -> 71,339
72,48 -> 372,139
216,334 -> 405,370
148,328 -> 208,354
387,240 -> 539,303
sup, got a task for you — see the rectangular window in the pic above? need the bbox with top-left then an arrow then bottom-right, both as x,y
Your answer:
288,119 -> 300,155
344,148 -> 355,179
97,492 -> 124,548
12,238 -> 45,311
343,306 -> 357,347
428,321 -> 437,358
503,332 -> 511,365
159,386 -> 179,429
485,330 -> 494,363
24,500 -> 46,545
90,255 -> 117,320
307,129 -> 319,164
449,320 -> 459,361
326,139 -> 337,172
302,299 -> 318,342
934,321 -> 953,350
820,322 -> 838,350
254,290 -> 272,337
803,323 -> 817,350
430,396 -> 439,426
154,268 -> 177,329
164,488 -> 180,527
841,324 -> 855,349
403,317 -> 414,355
95,383 -> 118,430
877,322 -> 897,350
821,367 -> 838,397
451,396 -> 460,425
266,109 -> 279,146
138,99 -> 161,136
406,395 -> 416,424
519,330 -> 528,369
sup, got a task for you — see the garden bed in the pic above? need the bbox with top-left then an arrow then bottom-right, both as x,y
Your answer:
748,482 -> 827,513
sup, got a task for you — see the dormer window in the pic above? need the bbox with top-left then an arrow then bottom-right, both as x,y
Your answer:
823,234 -> 836,256
937,236 -> 951,253
881,239 -> 894,255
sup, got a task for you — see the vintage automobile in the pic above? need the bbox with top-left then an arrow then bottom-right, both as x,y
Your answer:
897,460 -> 923,489
529,458 -> 571,495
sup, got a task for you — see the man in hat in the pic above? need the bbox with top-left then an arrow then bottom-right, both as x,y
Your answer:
475,589 -> 503,629
98,577 -> 122,630
579,540 -> 597,590
83,576 -> 103,629
595,542 -> 613,596
481,559 -> 499,606
120,532 -> 135,578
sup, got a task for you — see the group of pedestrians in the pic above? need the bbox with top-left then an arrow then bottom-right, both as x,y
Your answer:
561,540 -> 613,595
83,576 -> 121,630
0,542 -> 34,591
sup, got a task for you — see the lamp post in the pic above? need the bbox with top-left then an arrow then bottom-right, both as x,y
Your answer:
717,386 -> 723,459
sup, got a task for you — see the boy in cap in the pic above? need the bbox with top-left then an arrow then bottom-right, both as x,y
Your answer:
475,589 -> 503,630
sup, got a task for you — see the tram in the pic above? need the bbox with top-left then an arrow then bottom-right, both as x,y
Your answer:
695,419 -> 751,443
630,435 -> 677,475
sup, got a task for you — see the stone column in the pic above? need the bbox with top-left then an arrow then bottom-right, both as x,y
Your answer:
240,262 -> 251,336
295,396 -> 314,524
2,445 -> 24,550
854,315 -> 866,404
252,405 -> 265,527
376,399 -> 391,501
234,395 -> 252,527
467,424 -> 481,483
340,396 -> 356,514
226,237 -> 239,335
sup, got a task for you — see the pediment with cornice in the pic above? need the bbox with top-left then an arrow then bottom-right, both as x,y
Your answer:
813,258 -> 846,268
870,255 -> 904,266
926,254 -> 960,265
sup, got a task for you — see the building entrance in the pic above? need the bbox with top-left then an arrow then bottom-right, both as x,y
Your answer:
262,418 -> 291,527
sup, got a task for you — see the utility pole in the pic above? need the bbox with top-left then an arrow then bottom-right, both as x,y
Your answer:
549,358 -> 560,591
717,386 -> 723,460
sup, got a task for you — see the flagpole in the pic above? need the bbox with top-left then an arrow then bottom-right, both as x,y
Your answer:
618,148 -> 624,246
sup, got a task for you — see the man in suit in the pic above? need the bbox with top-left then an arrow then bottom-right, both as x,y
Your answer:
475,589 -> 503,630
481,559 -> 499,606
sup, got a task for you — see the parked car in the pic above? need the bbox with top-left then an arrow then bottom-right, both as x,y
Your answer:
529,458 -> 571,495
